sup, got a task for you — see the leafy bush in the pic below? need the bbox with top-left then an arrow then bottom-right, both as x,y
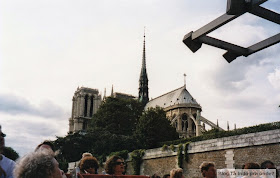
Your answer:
162,144 -> 168,151
109,150 -> 129,160
184,142 -> 190,162
3,147 -> 19,161
170,144 -> 175,152
131,149 -> 145,175
177,144 -> 183,168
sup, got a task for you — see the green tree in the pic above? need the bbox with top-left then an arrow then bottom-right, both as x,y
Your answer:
54,98 -> 143,163
89,97 -> 143,135
54,132 -> 90,162
135,107 -> 179,148
3,147 -> 19,161
86,129 -> 139,158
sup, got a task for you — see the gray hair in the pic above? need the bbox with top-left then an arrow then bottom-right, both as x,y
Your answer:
14,150 -> 56,178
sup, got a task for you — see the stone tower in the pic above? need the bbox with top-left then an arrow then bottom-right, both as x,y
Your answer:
68,87 -> 102,133
139,31 -> 149,105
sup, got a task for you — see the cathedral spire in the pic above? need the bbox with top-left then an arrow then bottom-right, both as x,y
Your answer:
103,88 -> 106,100
111,85 -> 114,97
139,27 -> 149,105
184,73 -> 187,88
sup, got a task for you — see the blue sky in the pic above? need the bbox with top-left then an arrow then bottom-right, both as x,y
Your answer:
0,0 -> 279,157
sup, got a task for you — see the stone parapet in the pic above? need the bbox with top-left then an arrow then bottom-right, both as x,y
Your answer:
188,129 -> 280,153
136,129 -> 280,161
143,147 -> 178,160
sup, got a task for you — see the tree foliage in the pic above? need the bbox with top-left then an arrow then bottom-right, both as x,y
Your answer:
177,144 -> 183,168
3,147 -> 19,161
54,97 -> 143,164
54,99 -> 180,165
86,129 -> 139,158
89,97 -> 143,135
131,149 -> 145,175
54,132 -> 89,162
135,107 -> 179,148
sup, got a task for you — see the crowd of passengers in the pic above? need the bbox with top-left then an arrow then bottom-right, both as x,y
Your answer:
0,125 -> 279,178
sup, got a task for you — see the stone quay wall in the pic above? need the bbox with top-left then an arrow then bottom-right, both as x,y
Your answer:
125,129 -> 280,178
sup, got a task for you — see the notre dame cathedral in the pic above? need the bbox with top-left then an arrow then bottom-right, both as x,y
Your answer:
68,33 -> 223,137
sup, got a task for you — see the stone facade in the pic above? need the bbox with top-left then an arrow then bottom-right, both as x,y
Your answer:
145,86 -> 223,138
125,129 -> 280,178
68,86 -> 139,133
165,104 -> 203,138
69,87 -> 102,133
112,92 -> 137,100
234,144 -> 280,169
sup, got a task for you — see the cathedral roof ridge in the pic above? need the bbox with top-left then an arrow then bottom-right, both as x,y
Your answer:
145,85 -> 200,110
148,85 -> 185,102
75,87 -> 100,95
114,91 -> 136,97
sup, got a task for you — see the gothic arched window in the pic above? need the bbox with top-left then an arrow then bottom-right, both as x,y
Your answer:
182,114 -> 188,131
84,95 -> 88,117
89,96 -> 94,117
192,122 -> 196,133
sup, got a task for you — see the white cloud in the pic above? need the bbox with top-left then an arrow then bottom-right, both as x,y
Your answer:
268,68 -> 280,89
1,113 -> 68,156
0,93 -> 66,118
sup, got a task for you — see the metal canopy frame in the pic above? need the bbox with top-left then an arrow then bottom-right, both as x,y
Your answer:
183,0 -> 280,63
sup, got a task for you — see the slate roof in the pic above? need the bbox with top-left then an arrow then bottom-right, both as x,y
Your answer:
145,85 -> 200,109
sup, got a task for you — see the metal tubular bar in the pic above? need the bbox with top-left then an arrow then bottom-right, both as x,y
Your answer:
183,0 -> 279,62
198,36 -> 248,54
191,13 -> 242,40
251,0 -> 268,6
246,33 -> 280,55
223,52 -> 242,63
249,6 -> 280,25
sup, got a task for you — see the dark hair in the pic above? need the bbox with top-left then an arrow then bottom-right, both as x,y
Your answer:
152,174 -> 161,178
200,162 -> 215,173
170,168 -> 183,178
105,155 -> 123,175
261,160 -> 275,169
35,140 -> 55,152
163,174 -> 170,178
80,156 -> 99,174
244,162 -> 260,169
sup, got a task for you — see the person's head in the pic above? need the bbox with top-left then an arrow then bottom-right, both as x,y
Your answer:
0,125 -> 6,153
80,156 -> 99,174
151,173 -> 161,178
82,152 -> 93,158
243,162 -> 260,169
261,160 -> 276,169
14,150 -> 63,178
200,162 -> 217,178
105,155 -> 125,175
163,174 -> 170,178
170,168 -> 184,178
35,140 -> 55,153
